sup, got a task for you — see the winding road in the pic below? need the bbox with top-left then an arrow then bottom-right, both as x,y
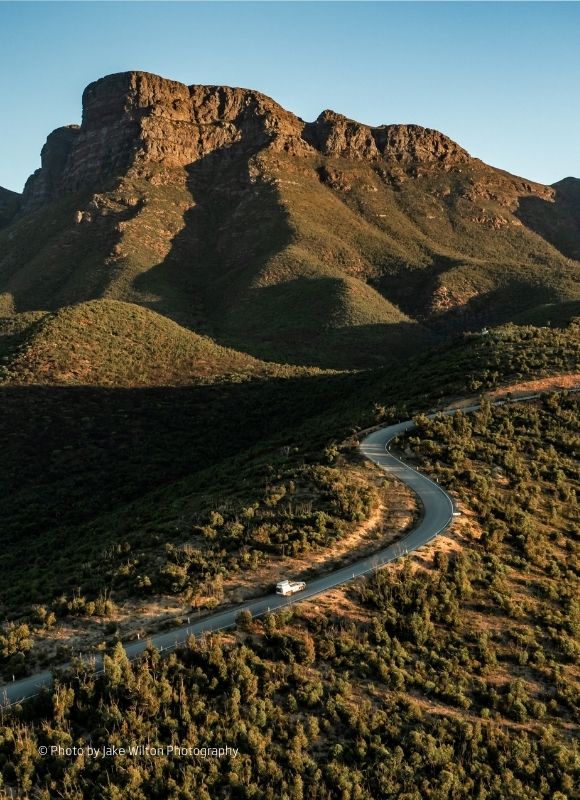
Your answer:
1,394 -> 553,707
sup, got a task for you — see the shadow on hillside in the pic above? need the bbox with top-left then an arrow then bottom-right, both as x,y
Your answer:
206,274 -> 436,369
511,299 -> 580,328
132,141 -> 294,335
427,278 -> 565,335
0,370 -> 360,536
516,181 -> 580,261
0,182 -> 141,314
0,369 -> 370,606
373,255 -> 468,321
131,144 -> 431,370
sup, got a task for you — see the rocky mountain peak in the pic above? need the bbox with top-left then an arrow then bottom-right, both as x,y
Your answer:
378,124 -> 471,165
304,110 -> 471,164
21,70 -> 473,211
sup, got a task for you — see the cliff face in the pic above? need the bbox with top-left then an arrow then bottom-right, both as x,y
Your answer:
0,186 -> 21,228
305,110 -> 470,164
22,72 -> 310,209
22,70 -> 472,210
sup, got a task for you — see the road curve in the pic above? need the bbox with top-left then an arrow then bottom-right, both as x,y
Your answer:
2,393 -> 556,707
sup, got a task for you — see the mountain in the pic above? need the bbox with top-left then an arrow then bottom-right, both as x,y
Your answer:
0,186 -> 20,229
0,70 -> 578,370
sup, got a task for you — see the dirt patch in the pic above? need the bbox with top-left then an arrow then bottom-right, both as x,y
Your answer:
443,373 -> 580,411
221,480 -> 416,601
487,374 -> 580,398
298,586 -> 373,625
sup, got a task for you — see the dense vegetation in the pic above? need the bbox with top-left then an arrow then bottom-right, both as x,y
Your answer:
1,393 -> 577,798
0,372 -> 351,610
0,321 -> 578,631
370,320 -> 580,404
0,299 -> 317,387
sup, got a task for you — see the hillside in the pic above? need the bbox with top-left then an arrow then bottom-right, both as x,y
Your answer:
0,71 -> 578,368
0,299 -> 313,386
518,176 -> 580,261
0,317 -> 577,626
1,392 -> 578,799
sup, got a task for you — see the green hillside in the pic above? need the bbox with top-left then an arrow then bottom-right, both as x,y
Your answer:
511,300 -> 580,328
1,138 -> 578,369
0,299 -> 311,386
1,318 -> 577,616
1,392 -> 578,800
517,176 -> 580,260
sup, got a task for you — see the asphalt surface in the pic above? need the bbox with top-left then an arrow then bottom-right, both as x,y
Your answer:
3,393 -> 558,707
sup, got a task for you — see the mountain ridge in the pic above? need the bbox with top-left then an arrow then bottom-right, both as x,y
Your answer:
0,70 -> 578,371
21,70 -> 479,211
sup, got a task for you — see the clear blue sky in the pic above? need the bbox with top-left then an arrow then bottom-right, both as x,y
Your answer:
1,1 -> 578,192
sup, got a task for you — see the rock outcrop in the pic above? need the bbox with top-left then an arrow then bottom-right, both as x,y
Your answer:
306,110 -> 382,160
305,110 -> 470,165
378,123 -> 470,165
22,70 -> 473,211
22,72 -> 311,210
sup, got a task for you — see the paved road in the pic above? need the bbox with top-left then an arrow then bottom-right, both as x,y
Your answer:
2,392 -> 560,707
